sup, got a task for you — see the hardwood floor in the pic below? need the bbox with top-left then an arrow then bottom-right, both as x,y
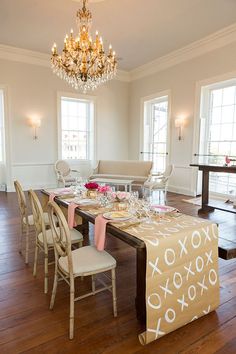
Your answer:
1,191 -> 236,354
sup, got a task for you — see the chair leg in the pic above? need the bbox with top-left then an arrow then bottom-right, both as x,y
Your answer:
33,244 -> 39,277
50,270 -> 58,309
19,223 -> 24,254
69,279 -> 75,340
44,254 -> 49,294
91,275 -> 96,294
111,268 -> 117,317
25,224 -> 29,264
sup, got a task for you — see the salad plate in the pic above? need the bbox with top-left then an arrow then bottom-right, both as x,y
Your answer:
103,211 -> 133,221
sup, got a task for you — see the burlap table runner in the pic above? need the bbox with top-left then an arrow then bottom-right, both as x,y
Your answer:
42,192 -> 219,345
113,213 -> 219,345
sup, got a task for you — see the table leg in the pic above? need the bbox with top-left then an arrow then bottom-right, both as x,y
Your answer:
199,170 -> 214,213
135,247 -> 146,323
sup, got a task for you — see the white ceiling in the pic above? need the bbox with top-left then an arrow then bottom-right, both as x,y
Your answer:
0,0 -> 236,70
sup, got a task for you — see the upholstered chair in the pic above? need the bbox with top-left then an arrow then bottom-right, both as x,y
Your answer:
14,180 -> 51,264
48,200 -> 117,339
28,190 -> 83,294
54,160 -> 80,187
143,165 -> 174,203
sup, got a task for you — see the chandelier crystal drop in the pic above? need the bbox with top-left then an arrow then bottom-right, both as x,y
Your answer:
51,0 -> 117,92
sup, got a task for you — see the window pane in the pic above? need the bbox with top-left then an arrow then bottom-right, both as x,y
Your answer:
222,105 -> 234,123
60,98 -> 92,160
143,97 -> 168,173
211,107 -> 221,124
212,89 -> 222,107
205,84 -> 236,196
222,86 -> 235,106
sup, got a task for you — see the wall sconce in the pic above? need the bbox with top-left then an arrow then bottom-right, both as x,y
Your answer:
175,116 -> 186,141
28,116 -> 41,140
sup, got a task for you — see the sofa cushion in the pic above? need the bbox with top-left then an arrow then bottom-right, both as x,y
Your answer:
97,160 -> 152,177
90,174 -> 148,183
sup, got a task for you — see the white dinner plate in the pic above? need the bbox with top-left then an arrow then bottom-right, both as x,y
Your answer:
76,199 -> 99,206
152,205 -> 178,213
103,211 -> 133,221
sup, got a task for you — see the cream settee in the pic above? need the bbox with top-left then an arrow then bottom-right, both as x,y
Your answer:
89,160 -> 153,186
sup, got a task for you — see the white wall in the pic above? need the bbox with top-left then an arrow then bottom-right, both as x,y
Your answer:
129,41 -> 236,196
0,58 -> 129,191
2,39 -> 236,195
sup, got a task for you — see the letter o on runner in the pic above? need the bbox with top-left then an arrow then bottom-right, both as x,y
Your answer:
173,272 -> 183,289
191,231 -> 201,249
165,308 -> 176,323
147,293 -> 162,310
164,248 -> 176,266
209,269 -> 218,286
196,256 -> 204,273
188,285 -> 197,301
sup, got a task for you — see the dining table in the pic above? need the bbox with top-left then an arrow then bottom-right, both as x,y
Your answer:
41,189 -> 147,322
41,189 -> 220,345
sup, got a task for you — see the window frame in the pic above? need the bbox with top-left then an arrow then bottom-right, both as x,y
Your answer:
57,91 -> 96,163
196,77 -> 236,196
140,90 -> 171,173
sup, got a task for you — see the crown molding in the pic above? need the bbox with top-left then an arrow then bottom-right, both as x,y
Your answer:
0,44 -> 131,82
1,23 -> 236,83
130,23 -> 236,81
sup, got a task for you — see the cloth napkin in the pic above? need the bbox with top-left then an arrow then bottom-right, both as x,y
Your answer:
68,203 -> 78,229
94,215 -> 110,251
49,193 -> 56,202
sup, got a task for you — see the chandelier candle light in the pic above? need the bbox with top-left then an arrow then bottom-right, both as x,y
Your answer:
51,0 -> 117,92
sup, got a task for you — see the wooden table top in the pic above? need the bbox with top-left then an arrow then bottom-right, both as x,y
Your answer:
190,164 -> 236,173
41,189 -> 236,260
41,190 -> 145,249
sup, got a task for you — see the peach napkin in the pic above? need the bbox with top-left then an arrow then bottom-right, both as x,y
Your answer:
94,215 -> 110,251
68,203 -> 78,229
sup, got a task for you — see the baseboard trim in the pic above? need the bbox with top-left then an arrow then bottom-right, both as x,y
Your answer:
168,185 -> 196,197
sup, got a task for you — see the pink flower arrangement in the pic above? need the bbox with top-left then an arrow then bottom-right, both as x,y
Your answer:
84,182 -> 99,190
97,185 -> 112,194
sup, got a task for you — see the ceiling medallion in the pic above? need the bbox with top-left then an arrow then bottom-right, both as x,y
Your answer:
51,0 -> 117,92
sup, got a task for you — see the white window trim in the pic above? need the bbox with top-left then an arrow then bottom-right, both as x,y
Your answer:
140,90 -> 171,168
0,85 -> 12,190
192,70 -> 236,196
57,91 -> 97,164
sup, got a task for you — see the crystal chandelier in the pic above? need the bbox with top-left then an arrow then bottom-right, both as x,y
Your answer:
51,0 -> 117,92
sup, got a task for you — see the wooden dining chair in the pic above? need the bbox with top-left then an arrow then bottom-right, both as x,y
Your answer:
14,180 -> 32,264
48,200 -> 117,340
14,181 -> 57,264
28,190 -> 83,294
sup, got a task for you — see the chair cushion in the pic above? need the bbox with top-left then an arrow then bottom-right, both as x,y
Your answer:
38,228 -> 83,246
23,212 -> 51,226
59,246 -> 116,276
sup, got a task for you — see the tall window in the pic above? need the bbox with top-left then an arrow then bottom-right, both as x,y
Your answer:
142,95 -> 169,172
59,95 -> 95,160
0,90 -> 5,163
199,80 -> 236,195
